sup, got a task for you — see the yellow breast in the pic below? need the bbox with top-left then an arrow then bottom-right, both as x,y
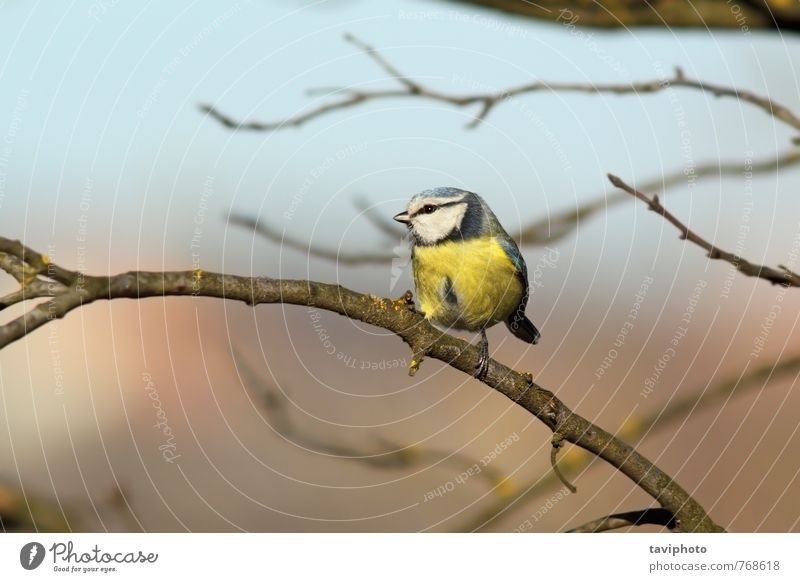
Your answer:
412,237 -> 525,331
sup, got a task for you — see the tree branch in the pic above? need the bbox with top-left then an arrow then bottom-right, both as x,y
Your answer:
518,150 -> 800,245
231,150 -> 800,266
235,347 -> 514,492
199,35 -> 800,137
228,214 -> 397,265
566,507 -> 677,533
443,0 -> 800,32
609,174 -> 800,287
460,350 -> 800,532
351,194 -> 407,239
0,235 -> 723,532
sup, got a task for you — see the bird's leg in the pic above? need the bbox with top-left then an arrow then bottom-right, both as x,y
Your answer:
475,329 -> 489,380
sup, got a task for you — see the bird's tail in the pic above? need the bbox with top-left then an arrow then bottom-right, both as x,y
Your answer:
506,315 -> 540,345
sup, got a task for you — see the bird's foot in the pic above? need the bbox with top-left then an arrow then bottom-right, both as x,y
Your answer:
393,290 -> 421,314
474,331 -> 490,380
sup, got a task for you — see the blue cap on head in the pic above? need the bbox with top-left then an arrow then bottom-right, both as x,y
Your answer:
413,187 -> 468,200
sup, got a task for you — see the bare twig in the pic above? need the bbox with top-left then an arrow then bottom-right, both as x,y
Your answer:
230,150 -> 800,265
200,35 -> 800,136
567,508 -> 677,533
642,353 -> 800,433
235,347 -> 512,490
342,33 -> 423,93
518,150 -> 800,245
352,195 -> 408,239
228,214 -> 396,265
609,174 -> 800,287
0,235 -> 724,532
550,433 -> 577,494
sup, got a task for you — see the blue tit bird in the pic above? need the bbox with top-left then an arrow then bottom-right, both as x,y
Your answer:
393,187 -> 540,379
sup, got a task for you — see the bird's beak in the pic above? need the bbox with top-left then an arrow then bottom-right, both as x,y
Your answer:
393,211 -> 411,225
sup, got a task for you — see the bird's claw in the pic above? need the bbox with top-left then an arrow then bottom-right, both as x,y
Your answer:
393,290 -> 421,314
474,333 -> 490,380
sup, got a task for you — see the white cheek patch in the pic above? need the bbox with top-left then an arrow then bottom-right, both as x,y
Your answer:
412,203 -> 468,244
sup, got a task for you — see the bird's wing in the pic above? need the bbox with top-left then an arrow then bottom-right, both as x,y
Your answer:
498,237 -> 529,305
498,236 -> 540,344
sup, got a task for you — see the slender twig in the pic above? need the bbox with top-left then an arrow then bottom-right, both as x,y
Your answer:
234,347 -> 512,490
199,35 -> 800,136
230,150 -> 800,265
642,353 -> 800,434
342,33 -> 423,93
0,235 -> 724,532
609,174 -> 800,287
351,195 -> 407,239
550,433 -> 577,494
518,150 -> 800,245
228,214 -> 396,265
567,508 -> 677,533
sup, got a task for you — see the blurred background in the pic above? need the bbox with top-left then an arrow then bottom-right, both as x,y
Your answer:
1,0 -> 800,532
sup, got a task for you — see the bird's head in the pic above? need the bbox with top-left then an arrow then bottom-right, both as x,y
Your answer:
393,187 -> 486,245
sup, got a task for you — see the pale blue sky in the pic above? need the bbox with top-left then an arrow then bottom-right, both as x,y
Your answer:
1,0 -> 798,287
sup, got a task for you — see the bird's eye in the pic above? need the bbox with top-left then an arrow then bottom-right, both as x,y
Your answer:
422,205 -> 437,214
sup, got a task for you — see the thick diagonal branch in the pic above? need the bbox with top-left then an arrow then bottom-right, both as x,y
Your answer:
0,235 -> 723,532
462,351 -> 800,532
